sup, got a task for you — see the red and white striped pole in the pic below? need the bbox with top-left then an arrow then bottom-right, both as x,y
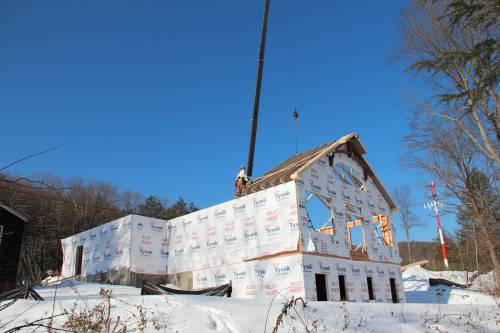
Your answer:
425,182 -> 449,269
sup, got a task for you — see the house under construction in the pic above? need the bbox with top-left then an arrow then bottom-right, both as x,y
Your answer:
61,133 -> 405,303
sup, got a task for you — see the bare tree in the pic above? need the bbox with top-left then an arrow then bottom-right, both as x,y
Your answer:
1,170 -> 203,277
403,101 -> 499,288
393,185 -> 423,263
121,190 -> 143,214
0,174 -> 123,275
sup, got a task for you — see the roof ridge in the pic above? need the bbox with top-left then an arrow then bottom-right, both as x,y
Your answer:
249,143 -> 329,189
246,135 -> 357,193
244,133 -> 396,211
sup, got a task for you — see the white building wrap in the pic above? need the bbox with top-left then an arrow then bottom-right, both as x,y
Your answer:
297,152 -> 400,264
62,182 -> 300,278
131,181 -> 300,274
301,254 -> 405,302
61,215 -> 133,277
60,135 -> 406,303
191,255 -> 305,299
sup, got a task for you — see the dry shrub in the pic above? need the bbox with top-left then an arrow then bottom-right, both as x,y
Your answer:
63,288 -> 125,333
63,288 -> 164,333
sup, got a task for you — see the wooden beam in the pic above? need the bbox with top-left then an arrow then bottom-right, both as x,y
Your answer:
346,219 -> 363,228
243,249 -> 300,262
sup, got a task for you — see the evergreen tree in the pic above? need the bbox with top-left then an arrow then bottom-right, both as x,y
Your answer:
401,0 -> 499,163
137,196 -> 166,219
165,197 -> 198,220
137,196 -> 198,220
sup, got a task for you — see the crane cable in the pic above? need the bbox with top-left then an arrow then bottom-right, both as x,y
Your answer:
284,0 -> 300,154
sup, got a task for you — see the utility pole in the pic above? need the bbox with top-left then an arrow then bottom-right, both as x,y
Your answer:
246,0 -> 271,179
424,182 -> 449,269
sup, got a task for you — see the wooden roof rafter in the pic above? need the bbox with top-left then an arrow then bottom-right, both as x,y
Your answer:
245,133 -> 397,210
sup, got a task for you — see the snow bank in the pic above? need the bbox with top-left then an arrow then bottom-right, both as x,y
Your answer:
0,281 -> 497,333
402,267 -> 498,305
1,271 -> 498,332
403,267 -> 476,289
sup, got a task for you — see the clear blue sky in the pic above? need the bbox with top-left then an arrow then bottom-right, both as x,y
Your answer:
0,1 -> 453,241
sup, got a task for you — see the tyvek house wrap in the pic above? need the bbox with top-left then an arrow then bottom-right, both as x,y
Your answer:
301,254 -> 405,302
297,152 -> 401,263
131,181 -> 300,274
61,215 -> 134,277
61,181 -> 300,279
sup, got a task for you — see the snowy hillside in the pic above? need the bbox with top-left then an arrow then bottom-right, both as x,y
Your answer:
0,269 -> 498,333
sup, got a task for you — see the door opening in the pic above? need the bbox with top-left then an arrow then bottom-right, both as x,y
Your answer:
338,275 -> 348,301
315,274 -> 327,301
75,245 -> 83,276
389,278 -> 398,303
367,277 -> 375,301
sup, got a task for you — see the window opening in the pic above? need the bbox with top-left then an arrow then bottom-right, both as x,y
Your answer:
334,163 -> 353,186
338,275 -> 348,301
347,220 -> 365,252
371,215 -> 393,247
334,162 -> 366,191
367,277 -> 375,300
304,191 -> 335,234
345,203 -> 362,221
315,274 -> 327,301
371,216 -> 385,246
345,203 -> 366,253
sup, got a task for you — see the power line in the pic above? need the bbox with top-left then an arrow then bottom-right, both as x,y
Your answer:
0,143 -> 65,172
0,177 -> 71,191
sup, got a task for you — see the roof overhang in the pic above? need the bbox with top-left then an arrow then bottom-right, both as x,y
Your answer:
0,202 -> 29,222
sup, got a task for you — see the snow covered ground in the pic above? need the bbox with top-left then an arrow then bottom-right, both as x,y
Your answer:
0,269 -> 498,332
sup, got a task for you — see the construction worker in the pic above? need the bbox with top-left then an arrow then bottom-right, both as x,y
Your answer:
235,165 -> 248,197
